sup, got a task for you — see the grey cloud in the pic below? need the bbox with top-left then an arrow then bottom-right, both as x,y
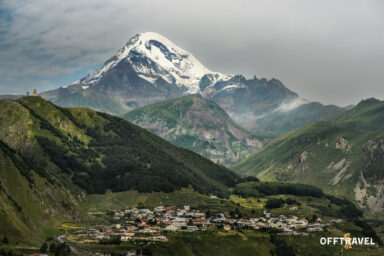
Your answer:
0,0 -> 383,105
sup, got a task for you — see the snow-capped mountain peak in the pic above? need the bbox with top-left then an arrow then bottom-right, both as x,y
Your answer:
64,32 -> 228,93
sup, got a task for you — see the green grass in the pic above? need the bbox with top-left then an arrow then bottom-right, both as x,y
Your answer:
231,99 -> 384,217
123,94 -> 263,166
79,188 -> 259,218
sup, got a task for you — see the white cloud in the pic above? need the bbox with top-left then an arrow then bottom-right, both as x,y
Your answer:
274,98 -> 309,113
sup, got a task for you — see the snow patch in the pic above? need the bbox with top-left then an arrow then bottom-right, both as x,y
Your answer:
218,83 -> 246,92
138,75 -> 158,84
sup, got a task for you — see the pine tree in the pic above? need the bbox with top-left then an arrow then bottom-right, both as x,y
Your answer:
40,242 -> 48,253
2,236 -> 8,244
49,243 -> 56,253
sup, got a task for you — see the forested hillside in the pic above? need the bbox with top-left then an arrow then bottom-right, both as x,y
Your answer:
0,97 -> 239,197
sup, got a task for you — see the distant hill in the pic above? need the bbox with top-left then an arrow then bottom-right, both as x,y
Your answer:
0,94 -> 23,100
248,101 -> 345,136
232,98 -> 384,216
123,95 -> 265,166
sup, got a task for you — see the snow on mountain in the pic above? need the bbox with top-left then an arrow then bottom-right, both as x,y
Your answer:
65,32 -> 230,94
45,31 -> 344,136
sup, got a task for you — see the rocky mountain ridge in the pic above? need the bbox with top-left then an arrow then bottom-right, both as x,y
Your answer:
124,95 -> 265,166
41,32 -> 344,136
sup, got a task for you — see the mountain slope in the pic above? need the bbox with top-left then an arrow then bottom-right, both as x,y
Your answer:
0,97 -> 239,198
232,98 -> 384,215
0,140 -> 80,245
0,94 -> 23,100
248,101 -> 345,136
123,95 -> 264,166
40,32 -> 343,136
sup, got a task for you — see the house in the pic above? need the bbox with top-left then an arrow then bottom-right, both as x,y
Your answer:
154,205 -> 165,211
252,224 -> 260,230
270,222 -> 285,228
187,225 -> 198,231
87,228 -> 99,234
263,210 -> 271,218
121,234 -> 135,242
282,228 -> 294,235
152,235 -> 168,242
224,225 -> 231,231
286,217 -> 298,224
96,235 -> 108,240
307,226 -> 323,232
172,217 -> 187,226
295,220 -> 308,228
127,250 -> 137,256
164,225 -> 179,232
192,218 -> 204,226
256,222 -> 269,228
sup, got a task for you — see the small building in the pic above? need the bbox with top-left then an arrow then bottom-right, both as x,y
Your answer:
164,225 -> 179,232
127,250 -> 137,256
224,225 -> 231,231
187,225 -> 198,231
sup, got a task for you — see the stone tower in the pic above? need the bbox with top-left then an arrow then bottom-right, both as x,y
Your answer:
26,90 -> 30,96
32,89 -> 37,96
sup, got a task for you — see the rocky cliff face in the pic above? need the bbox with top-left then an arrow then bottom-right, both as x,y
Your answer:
124,95 -> 264,166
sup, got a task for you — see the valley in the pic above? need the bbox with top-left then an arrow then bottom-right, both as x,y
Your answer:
0,93 -> 383,256
2,187 -> 383,256
0,31 -> 383,256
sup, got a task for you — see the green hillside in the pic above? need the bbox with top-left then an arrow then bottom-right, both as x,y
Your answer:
123,95 -> 264,166
0,97 -> 239,197
0,141 -> 80,246
252,101 -> 344,136
232,98 -> 384,216
1,96 -> 383,255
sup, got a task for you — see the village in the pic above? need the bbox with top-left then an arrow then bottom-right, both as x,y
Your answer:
67,205 -> 334,245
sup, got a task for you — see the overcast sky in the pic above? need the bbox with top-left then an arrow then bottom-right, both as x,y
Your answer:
1,0 -> 383,106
